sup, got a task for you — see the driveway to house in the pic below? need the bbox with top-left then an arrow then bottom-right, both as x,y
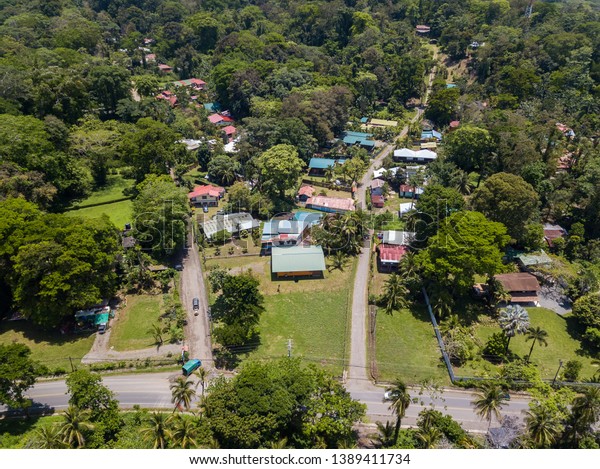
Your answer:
179,226 -> 213,367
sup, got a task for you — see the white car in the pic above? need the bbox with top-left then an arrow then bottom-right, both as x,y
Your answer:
383,390 -> 395,401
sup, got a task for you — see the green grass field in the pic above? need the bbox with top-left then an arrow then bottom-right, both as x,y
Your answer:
467,308 -> 600,380
375,305 -> 449,385
108,295 -> 163,351
0,322 -> 95,372
68,199 -> 133,229
73,174 -> 134,207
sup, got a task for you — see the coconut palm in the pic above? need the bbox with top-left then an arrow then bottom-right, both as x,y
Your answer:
524,406 -> 562,448
149,323 -> 163,346
570,387 -> 600,433
472,383 -> 508,430
329,251 -> 349,272
386,379 -> 411,443
141,412 -> 173,449
170,376 -> 197,412
416,425 -> 442,448
267,437 -> 289,449
525,327 -> 549,362
194,366 -> 208,397
171,415 -> 198,449
454,170 -> 474,195
374,421 -> 396,448
381,273 -> 409,315
59,406 -> 94,448
498,305 -> 530,353
28,423 -> 66,449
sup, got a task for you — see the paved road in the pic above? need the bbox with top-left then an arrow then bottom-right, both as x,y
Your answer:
14,373 -> 529,432
180,226 -> 213,366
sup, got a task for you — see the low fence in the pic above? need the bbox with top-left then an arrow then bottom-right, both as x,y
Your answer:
422,287 -> 600,388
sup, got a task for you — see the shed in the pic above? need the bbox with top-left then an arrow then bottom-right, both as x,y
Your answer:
297,185 -> 316,202
516,251 -> 552,270
543,224 -> 567,248
271,246 -> 326,278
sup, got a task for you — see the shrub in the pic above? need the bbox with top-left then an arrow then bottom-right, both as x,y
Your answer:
582,327 -> 600,348
563,360 -> 583,382
499,360 -> 540,389
572,293 -> 600,328
482,332 -> 509,362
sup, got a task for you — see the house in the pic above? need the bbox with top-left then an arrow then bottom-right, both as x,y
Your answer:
421,130 -> 442,142
200,212 -> 259,240
156,90 -> 177,107
178,139 -> 203,151
370,179 -> 385,190
420,141 -> 437,150
342,131 -> 376,150
261,212 -> 321,250
157,64 -> 173,73
415,25 -> 431,34
297,185 -> 316,202
145,53 -> 156,63
371,194 -> 385,208
271,245 -> 326,279
393,148 -> 437,164
373,167 -> 400,179
543,224 -> 567,248
494,273 -> 541,306
398,185 -> 424,199
556,122 -> 575,138
306,196 -> 355,213
381,231 -> 415,246
208,113 -> 234,125
516,251 -> 553,271
173,78 -> 206,91
188,185 -> 225,207
368,118 -> 398,128
307,157 -> 346,176
377,244 -> 407,271
222,125 -> 237,142
404,165 -> 425,179
446,83 -> 458,89
449,120 -> 460,130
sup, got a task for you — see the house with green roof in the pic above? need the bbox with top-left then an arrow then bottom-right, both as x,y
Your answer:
271,245 -> 326,279
308,157 -> 346,176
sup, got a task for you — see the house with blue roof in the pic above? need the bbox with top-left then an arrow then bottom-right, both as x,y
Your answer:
308,157 -> 346,176
421,129 -> 442,141
342,131 -> 375,150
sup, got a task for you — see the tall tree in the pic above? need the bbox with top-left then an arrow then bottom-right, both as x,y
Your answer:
170,376 -> 197,412
254,144 -> 305,199
141,412 -> 173,449
385,379 -> 411,444
380,273 -> 409,315
525,327 -> 549,362
0,344 -> 40,409
498,305 -> 530,353
524,405 -> 562,449
444,126 -> 494,178
59,406 -> 94,449
472,383 -> 508,430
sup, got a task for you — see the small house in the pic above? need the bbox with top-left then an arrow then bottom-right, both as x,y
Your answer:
516,251 -> 553,271
271,245 -> 326,279
306,196 -> 355,213
307,157 -> 346,176
208,113 -> 234,125
420,130 -> 442,142
398,185 -> 423,199
173,78 -> 206,91
373,167 -> 400,180
415,25 -> 431,34
393,148 -> 437,164
377,244 -> 407,272
261,212 -> 321,250
449,120 -> 460,130
368,119 -> 398,128
543,224 -> 567,248
297,185 -> 316,202
381,231 -> 415,246
222,125 -> 237,142
342,131 -> 376,150
156,90 -> 177,107
371,195 -> 385,208
200,212 -> 259,240
188,185 -> 225,208
494,273 -> 541,306
145,53 -> 156,63
157,64 -> 173,73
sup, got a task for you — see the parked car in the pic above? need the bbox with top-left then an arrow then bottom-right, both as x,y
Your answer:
98,324 -> 107,334
174,264 -> 183,271
192,297 -> 199,310
202,205 -> 208,213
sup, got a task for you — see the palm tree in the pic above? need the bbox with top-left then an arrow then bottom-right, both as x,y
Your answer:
472,383 -> 508,430
374,421 -> 396,448
141,412 -> 173,449
149,323 -> 163,346
194,366 -> 208,397
171,415 -> 198,449
381,273 -> 409,315
170,376 -> 197,412
498,305 -> 530,353
29,423 -> 66,449
59,406 -> 94,448
454,170 -> 473,195
267,437 -> 289,449
324,166 -> 335,184
416,425 -> 442,448
386,379 -> 411,443
525,327 -> 549,362
329,252 -> 348,272
570,387 -> 600,433
524,406 -> 562,448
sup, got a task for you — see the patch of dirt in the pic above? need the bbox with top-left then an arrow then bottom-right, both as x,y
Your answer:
229,261 -> 265,276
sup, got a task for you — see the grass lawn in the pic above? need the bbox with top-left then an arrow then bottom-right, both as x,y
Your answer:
108,295 -> 163,351
72,174 -> 134,207
205,253 -> 355,375
375,305 -> 449,385
68,199 -> 133,229
466,308 -> 600,380
0,321 -> 95,372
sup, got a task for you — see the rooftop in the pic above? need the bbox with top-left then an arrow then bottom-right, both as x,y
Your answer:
271,246 -> 326,273
378,244 -> 407,263
298,185 -> 316,197
306,196 -> 355,212
516,251 -> 552,267
200,212 -> 258,238
382,231 -> 415,246
188,185 -> 224,199
308,157 -> 346,170
495,272 -> 540,293
222,125 -> 237,135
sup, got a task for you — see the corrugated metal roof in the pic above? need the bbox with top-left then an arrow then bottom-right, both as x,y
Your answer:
271,246 -> 326,273
308,158 -> 346,169
495,273 -> 540,292
306,196 -> 355,212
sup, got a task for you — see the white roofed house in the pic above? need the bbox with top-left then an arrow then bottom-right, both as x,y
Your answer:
393,148 -> 437,164
199,212 -> 259,240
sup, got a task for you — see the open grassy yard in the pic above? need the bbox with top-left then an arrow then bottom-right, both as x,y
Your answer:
73,174 -> 134,207
108,295 -> 163,351
205,253 -> 355,374
465,308 -> 600,380
68,199 -> 133,229
375,305 -> 449,385
0,321 -> 95,372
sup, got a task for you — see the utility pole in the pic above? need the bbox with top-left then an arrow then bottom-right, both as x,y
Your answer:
68,357 -> 75,373
552,359 -> 564,386
287,339 -> 292,358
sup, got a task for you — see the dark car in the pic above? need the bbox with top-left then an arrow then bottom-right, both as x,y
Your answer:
174,264 -> 183,271
202,205 -> 209,213
192,297 -> 200,310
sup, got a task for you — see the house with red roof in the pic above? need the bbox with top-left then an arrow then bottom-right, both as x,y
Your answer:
297,185 -> 316,202
222,125 -> 237,142
371,194 -> 385,208
208,113 -> 234,125
543,223 -> 567,248
157,64 -> 173,73
376,244 -> 407,272
188,185 -> 225,208
173,78 -> 206,91
156,90 -> 177,107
